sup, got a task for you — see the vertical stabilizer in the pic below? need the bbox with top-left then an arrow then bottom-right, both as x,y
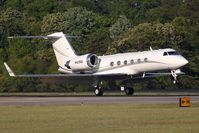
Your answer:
48,32 -> 77,69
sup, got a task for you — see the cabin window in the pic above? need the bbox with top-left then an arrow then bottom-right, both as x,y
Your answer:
168,51 -> 180,55
65,61 -> 71,69
137,59 -> 141,63
131,59 -> 134,64
117,61 -> 121,66
124,60 -> 127,65
163,52 -> 168,56
144,58 -> 148,62
110,62 -> 114,67
164,51 -> 180,56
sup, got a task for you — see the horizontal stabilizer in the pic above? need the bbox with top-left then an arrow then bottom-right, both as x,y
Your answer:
8,35 -> 79,39
8,36 -> 61,39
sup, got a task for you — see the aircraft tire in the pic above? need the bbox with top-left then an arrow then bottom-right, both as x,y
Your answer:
94,88 -> 104,96
124,87 -> 134,95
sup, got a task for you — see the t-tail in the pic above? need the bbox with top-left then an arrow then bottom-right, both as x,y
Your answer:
48,32 -> 77,72
8,32 -> 77,73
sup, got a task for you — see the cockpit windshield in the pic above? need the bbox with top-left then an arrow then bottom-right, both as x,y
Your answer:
163,51 -> 180,56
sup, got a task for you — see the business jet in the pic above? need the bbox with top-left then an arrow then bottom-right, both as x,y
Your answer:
4,32 -> 188,96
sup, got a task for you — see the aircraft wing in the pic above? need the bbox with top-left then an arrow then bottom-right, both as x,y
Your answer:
4,62 -> 185,83
3,62 -> 127,79
121,70 -> 185,84
144,71 -> 184,77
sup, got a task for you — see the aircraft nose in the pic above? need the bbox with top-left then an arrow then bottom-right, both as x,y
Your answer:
179,57 -> 188,67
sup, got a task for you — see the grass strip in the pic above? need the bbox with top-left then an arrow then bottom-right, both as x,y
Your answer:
0,103 -> 199,133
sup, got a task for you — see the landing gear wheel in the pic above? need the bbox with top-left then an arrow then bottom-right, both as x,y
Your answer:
124,87 -> 134,96
171,70 -> 178,84
94,88 -> 104,96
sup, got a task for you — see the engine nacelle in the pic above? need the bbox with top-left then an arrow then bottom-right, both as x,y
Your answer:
65,53 -> 99,71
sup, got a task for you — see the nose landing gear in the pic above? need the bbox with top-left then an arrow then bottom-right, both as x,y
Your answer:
171,70 -> 178,84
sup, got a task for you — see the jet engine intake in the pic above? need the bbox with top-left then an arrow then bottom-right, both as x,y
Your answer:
66,54 -> 99,71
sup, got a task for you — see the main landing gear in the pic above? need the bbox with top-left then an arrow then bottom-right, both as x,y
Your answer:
123,86 -> 134,96
94,87 -> 104,96
94,81 -> 104,96
94,81 -> 134,96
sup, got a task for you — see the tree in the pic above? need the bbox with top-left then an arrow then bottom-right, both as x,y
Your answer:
109,15 -> 132,39
107,20 -> 192,54
108,22 -> 156,54
0,8 -> 28,62
63,7 -> 96,35
85,28 -> 111,55
41,7 -> 97,54
0,8 -> 26,35
63,7 -> 97,54
41,12 -> 65,34
0,1 -> 198,92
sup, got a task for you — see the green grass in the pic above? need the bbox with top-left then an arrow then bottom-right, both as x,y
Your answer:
0,103 -> 199,133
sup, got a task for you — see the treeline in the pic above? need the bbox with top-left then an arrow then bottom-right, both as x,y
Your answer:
0,0 -> 198,92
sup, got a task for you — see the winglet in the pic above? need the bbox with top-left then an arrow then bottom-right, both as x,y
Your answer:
150,46 -> 153,51
3,62 -> 16,77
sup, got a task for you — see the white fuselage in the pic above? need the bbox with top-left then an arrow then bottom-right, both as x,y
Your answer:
5,32 -> 189,96
59,48 -> 188,75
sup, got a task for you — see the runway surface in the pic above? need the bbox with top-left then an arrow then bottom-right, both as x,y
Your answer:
0,96 -> 198,106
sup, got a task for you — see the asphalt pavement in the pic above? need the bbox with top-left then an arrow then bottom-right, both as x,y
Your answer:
0,96 -> 198,106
